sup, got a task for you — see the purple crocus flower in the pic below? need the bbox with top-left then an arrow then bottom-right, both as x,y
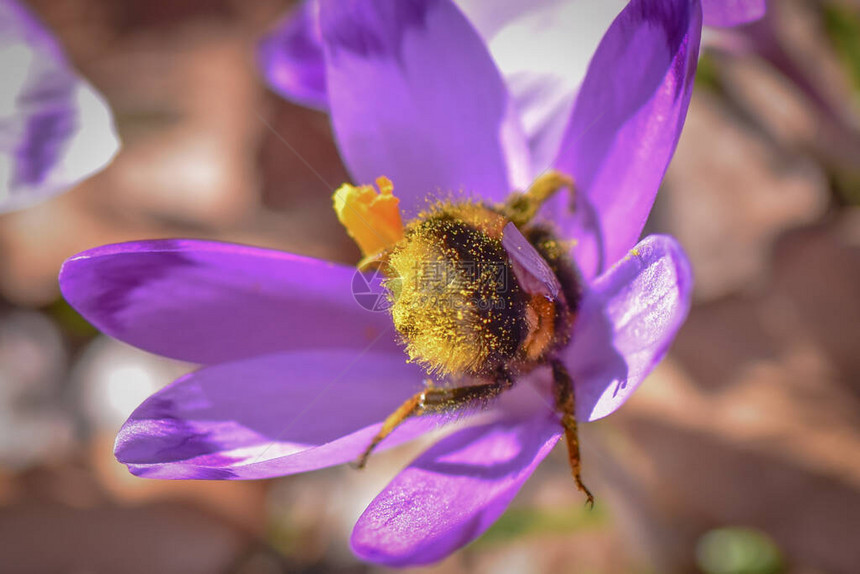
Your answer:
0,0 -> 119,213
58,0 -> 750,566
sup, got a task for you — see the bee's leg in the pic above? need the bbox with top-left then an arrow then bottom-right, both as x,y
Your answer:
354,371 -> 515,469
551,359 -> 594,508
352,392 -> 424,470
503,170 -> 575,227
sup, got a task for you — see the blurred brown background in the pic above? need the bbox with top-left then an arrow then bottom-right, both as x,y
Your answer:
0,1 -> 858,573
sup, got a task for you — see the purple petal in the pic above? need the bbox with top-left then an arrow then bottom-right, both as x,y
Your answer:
552,0 -> 702,278
318,0 -> 529,216
457,0 -> 627,177
258,1 -> 628,180
351,414 -> 561,566
702,0 -> 765,28
59,240 -> 401,365
258,0 -> 328,110
116,350 -> 436,479
0,0 -> 119,213
564,235 -> 693,421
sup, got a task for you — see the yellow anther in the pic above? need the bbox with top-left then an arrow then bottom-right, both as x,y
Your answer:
333,176 -> 404,257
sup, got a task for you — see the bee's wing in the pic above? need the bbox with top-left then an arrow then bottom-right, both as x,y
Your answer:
501,222 -> 561,301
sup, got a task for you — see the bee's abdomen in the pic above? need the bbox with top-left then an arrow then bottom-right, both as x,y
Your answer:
385,209 -> 530,377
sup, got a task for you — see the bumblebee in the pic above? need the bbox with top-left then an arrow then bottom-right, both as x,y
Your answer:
335,171 -> 593,505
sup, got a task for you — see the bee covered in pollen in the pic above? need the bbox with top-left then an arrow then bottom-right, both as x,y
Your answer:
334,172 -> 594,505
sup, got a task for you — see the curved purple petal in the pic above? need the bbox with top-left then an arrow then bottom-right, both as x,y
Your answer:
258,1 -> 629,180
351,414 -> 561,566
0,0 -> 119,213
59,239 -> 401,365
457,0 -> 627,177
564,235 -> 693,422
551,0 -> 702,279
258,0 -> 328,110
318,0 -> 529,216
702,0 -> 765,28
116,350 -> 436,479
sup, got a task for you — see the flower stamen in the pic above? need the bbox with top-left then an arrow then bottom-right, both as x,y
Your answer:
333,176 -> 404,259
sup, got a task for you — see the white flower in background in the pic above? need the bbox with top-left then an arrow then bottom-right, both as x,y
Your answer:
0,0 -> 119,213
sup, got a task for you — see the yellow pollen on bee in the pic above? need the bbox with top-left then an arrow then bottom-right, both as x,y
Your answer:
333,176 -> 404,257
384,204 -> 519,376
